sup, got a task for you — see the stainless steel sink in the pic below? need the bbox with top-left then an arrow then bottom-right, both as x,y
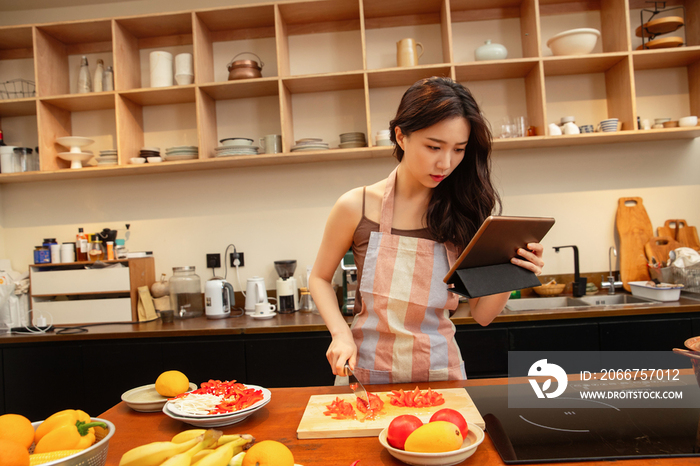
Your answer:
505,294 -> 659,312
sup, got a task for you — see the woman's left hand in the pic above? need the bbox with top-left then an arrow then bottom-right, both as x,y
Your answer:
511,242 -> 544,275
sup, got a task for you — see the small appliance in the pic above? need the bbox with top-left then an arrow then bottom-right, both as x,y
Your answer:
341,250 -> 357,316
204,278 -> 234,319
245,276 -> 268,315
274,260 -> 298,313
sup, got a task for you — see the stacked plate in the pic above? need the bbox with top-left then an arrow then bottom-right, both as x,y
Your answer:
139,147 -> 160,159
165,146 -> 198,161
290,138 -> 329,152
214,144 -> 259,157
162,384 -> 272,427
96,149 -> 118,166
339,132 -> 367,149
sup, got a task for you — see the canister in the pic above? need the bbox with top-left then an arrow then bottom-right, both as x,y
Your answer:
169,266 -> 204,319
60,242 -> 76,263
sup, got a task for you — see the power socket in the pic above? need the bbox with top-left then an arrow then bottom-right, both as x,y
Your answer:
230,252 -> 245,267
206,253 -> 221,269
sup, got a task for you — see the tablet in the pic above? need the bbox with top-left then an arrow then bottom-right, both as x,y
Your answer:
443,215 -> 555,283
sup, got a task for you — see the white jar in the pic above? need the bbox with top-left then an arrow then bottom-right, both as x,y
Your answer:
60,242 -> 76,263
475,40 -> 508,61
0,146 -> 17,174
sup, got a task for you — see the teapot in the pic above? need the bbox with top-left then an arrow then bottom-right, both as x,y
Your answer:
227,52 -> 264,80
245,276 -> 268,315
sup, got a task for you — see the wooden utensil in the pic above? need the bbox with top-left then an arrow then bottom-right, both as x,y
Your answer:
644,236 -> 681,265
297,388 -> 484,439
635,16 -> 684,38
676,219 -> 700,251
616,197 -> 654,291
636,36 -> 684,50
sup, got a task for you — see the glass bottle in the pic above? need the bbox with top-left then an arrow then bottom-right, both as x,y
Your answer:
104,66 -> 114,91
88,234 -> 104,261
169,266 -> 203,319
76,227 -> 88,261
94,59 -> 104,92
115,238 -> 128,259
298,287 -> 316,313
0,129 -> 5,146
77,56 -> 92,93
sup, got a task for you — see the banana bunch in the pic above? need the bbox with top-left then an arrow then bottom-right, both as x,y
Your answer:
119,429 -> 254,466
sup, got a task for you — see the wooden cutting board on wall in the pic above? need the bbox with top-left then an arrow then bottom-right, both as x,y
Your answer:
297,388 -> 484,439
616,197 -> 654,291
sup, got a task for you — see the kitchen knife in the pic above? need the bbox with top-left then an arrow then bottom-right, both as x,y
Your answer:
345,363 -> 369,406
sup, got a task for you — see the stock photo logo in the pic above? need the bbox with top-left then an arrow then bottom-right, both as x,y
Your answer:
528,359 -> 568,399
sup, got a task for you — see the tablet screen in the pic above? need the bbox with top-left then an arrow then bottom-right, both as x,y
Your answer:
443,215 -> 555,283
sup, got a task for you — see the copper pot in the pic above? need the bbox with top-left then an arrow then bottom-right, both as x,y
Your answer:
227,52 -> 264,80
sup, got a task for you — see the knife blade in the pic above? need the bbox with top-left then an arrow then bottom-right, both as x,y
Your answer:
345,363 -> 369,406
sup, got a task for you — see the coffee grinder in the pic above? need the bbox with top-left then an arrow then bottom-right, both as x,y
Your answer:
274,260 -> 298,313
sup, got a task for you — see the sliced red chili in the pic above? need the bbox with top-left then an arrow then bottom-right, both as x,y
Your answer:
324,397 -> 357,420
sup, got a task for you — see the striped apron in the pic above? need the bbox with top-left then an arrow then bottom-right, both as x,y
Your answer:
351,168 -> 466,384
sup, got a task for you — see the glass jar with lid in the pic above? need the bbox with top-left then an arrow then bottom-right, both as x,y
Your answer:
169,266 -> 204,319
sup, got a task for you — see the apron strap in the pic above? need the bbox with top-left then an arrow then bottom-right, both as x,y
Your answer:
379,168 -> 398,234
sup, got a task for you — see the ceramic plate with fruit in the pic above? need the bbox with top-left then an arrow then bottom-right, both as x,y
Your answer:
378,409 -> 485,466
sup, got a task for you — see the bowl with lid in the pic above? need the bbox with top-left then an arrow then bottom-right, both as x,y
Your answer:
227,52 -> 264,80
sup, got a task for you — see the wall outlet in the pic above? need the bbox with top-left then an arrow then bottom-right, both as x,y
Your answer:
230,252 -> 245,267
206,253 -> 221,269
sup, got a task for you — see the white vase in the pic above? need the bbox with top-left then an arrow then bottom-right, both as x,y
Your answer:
475,40 -> 508,61
150,51 -> 173,88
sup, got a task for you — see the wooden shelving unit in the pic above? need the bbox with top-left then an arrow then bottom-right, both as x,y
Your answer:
0,0 -> 698,183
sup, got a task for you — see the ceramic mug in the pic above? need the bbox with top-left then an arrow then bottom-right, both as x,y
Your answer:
259,134 -> 282,154
562,121 -> 580,135
579,124 -> 594,133
255,302 -> 276,315
150,51 -> 173,87
548,123 -> 562,136
396,38 -> 424,67
597,118 -> 619,132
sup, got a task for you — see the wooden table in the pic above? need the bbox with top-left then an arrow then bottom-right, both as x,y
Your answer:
100,377 -> 699,466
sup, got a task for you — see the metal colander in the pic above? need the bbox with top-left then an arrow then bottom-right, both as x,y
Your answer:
30,418 -> 115,466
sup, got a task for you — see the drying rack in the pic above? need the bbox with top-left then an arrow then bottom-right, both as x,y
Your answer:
638,1 -> 686,50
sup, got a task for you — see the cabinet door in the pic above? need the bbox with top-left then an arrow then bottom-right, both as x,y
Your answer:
4,344 -> 84,421
245,334 -> 333,388
454,327 -> 508,378
161,338 -> 246,385
509,322 -> 599,351
691,318 -> 700,338
81,341 -> 164,416
600,317 -> 692,351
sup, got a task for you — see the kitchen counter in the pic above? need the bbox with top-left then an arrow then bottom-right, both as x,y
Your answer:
3,293 -> 699,344
100,376 -> 700,466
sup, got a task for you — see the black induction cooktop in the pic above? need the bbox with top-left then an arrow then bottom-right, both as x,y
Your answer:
467,376 -> 700,463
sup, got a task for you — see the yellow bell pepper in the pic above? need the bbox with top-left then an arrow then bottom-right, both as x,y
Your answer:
33,419 -> 106,453
34,409 -> 91,444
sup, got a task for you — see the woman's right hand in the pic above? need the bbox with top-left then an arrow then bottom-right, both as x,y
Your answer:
327,333 -> 358,376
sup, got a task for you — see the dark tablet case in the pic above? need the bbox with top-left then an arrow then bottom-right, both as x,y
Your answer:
444,216 -> 555,299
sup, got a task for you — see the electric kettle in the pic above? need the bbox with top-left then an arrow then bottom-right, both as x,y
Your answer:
205,278 -> 234,319
245,276 -> 268,315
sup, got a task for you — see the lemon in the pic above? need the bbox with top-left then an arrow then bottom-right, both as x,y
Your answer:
404,421 -> 464,453
155,370 -> 189,397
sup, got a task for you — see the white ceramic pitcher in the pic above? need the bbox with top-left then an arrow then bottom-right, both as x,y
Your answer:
245,276 -> 268,315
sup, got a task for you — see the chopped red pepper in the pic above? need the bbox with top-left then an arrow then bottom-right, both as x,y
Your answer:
355,392 -> 384,414
324,397 -> 357,420
173,379 -> 264,414
388,387 -> 445,408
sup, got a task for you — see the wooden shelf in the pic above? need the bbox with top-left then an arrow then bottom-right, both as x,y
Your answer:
0,0 -> 697,183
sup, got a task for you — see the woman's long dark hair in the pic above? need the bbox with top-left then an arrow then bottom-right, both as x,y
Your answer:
389,76 -> 501,250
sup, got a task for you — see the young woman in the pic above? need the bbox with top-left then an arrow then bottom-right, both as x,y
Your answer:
309,77 -> 544,384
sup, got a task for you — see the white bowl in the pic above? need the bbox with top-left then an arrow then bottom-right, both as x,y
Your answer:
130,157 -> 146,164
378,422 -> 485,466
221,138 -> 253,146
679,116 -> 698,127
547,28 -> 601,56
147,156 -> 163,163
121,382 -> 197,412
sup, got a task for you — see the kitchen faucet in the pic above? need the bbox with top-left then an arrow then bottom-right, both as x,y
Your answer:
601,246 -> 623,295
553,245 -> 587,297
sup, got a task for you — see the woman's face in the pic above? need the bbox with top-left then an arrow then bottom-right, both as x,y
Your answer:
395,116 -> 470,188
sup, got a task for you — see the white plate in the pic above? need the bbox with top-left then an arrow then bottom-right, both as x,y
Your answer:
166,384 -> 271,418
162,401 -> 268,427
378,422 -> 485,466
55,136 -> 94,149
252,313 -> 276,320
121,383 -> 198,412
215,145 -> 259,151
163,154 -> 198,161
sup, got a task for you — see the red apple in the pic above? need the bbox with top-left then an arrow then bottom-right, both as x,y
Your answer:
387,414 -> 423,450
429,408 -> 468,439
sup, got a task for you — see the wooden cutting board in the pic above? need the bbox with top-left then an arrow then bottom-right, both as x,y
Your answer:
644,236 -> 681,265
659,219 -> 700,251
616,197 -> 653,291
296,388 -> 484,439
